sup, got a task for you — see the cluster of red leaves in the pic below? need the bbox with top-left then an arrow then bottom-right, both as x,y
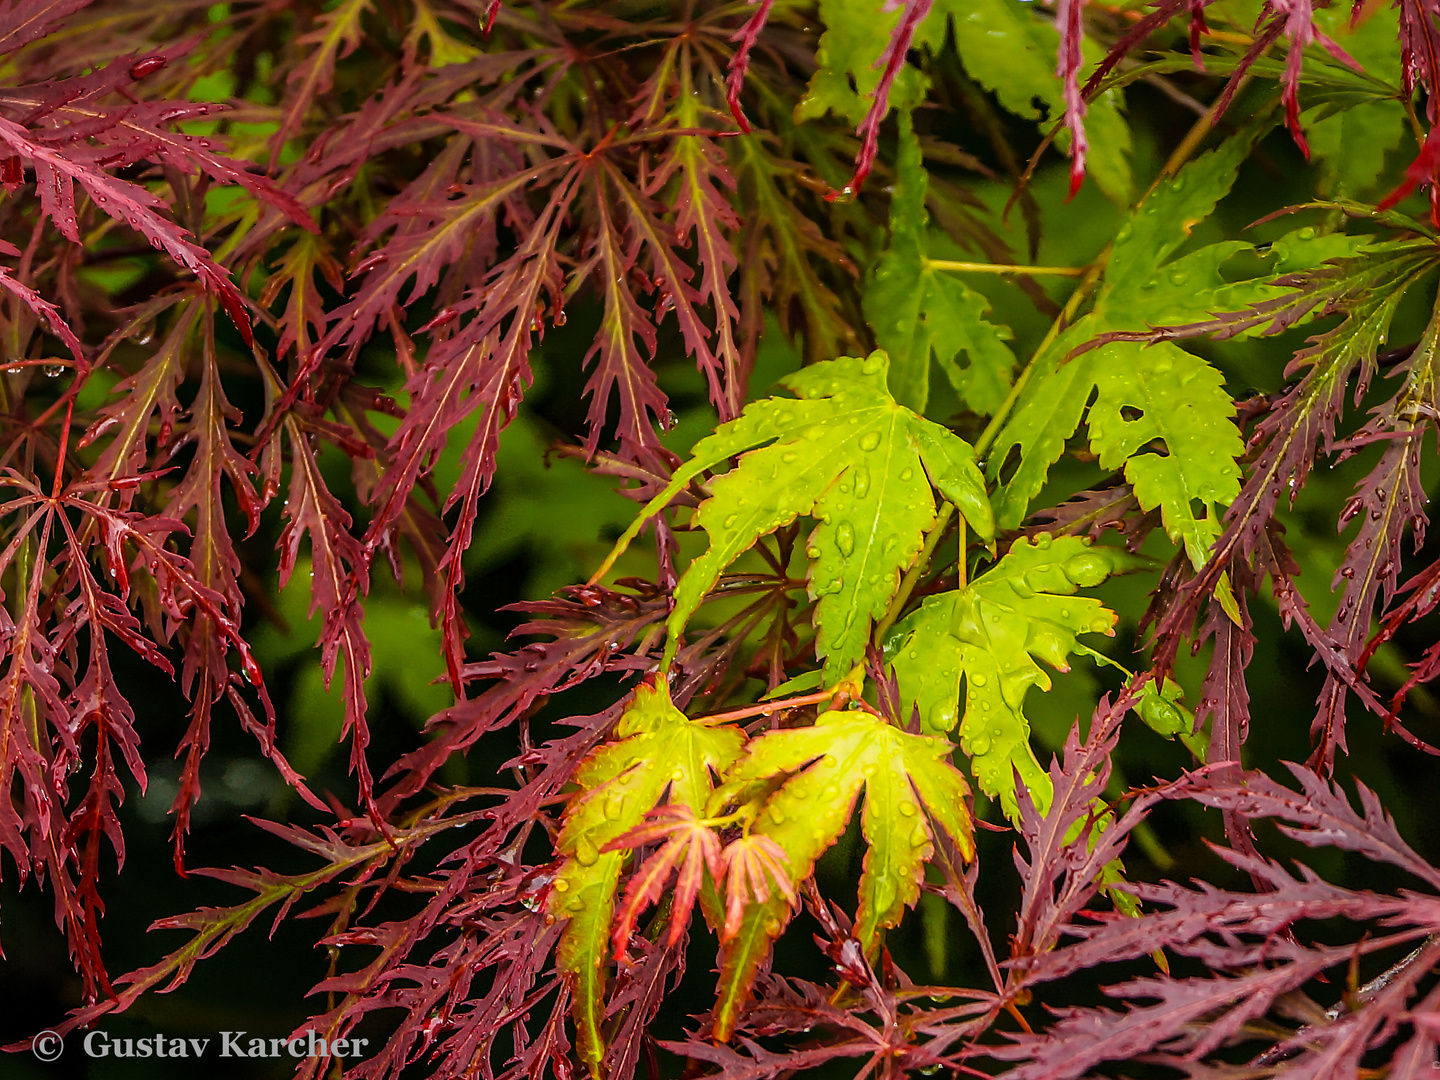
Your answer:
0,0 -> 858,1016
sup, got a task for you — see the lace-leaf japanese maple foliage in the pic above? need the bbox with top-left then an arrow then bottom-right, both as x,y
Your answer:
5,0 -> 1440,1077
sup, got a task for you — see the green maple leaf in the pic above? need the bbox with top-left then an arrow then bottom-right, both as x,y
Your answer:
593,351 -> 994,680
986,134 -> 1265,539
1086,341 -> 1243,572
708,709 -> 975,1039
983,132 -> 1322,607
887,534 -> 1139,816
985,120 -> 1414,582
550,681 -> 744,1078
865,115 -> 1014,415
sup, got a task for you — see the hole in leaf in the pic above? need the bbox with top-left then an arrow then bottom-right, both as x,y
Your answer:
997,444 -> 1022,486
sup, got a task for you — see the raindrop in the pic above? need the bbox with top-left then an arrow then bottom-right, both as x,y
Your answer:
1064,552 -> 1108,581
835,521 -> 856,557
575,836 -> 600,867
858,431 -> 882,452
130,56 -> 169,80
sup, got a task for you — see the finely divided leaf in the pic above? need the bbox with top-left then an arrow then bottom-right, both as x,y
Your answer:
949,0 -> 1132,200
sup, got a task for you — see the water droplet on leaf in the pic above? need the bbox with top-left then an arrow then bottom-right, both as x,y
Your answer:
575,837 -> 600,867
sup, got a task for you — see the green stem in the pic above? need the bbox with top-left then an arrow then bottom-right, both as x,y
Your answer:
974,260 -> 1104,462
926,259 -> 1084,277
874,501 -> 956,647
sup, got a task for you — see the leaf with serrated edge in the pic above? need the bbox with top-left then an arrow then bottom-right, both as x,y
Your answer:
866,116 -> 1014,414
888,535 -> 1136,815
988,134 -> 1272,532
1087,342 -> 1244,572
592,352 -> 993,681
550,681 -> 744,1077
709,709 -> 973,1039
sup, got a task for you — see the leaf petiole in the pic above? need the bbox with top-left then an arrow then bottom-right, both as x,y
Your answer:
925,258 -> 1084,277
874,501 -> 956,646
694,687 -> 838,725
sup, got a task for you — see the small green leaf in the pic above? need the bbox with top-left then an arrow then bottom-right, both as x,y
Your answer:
1087,342 -> 1244,573
889,535 -> 1138,815
865,116 -> 1014,415
1136,679 -> 1207,760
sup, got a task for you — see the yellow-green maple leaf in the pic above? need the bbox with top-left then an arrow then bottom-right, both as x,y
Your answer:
708,709 -> 974,1039
550,681 -> 744,1078
592,351 -> 994,681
